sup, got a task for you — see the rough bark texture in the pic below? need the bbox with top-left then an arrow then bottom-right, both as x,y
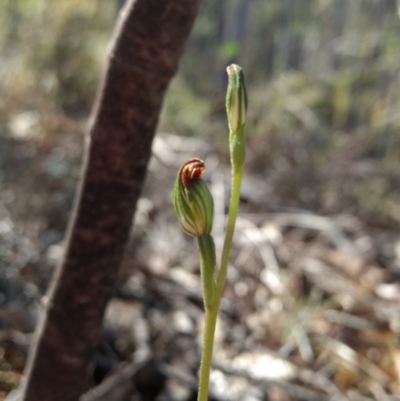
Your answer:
19,0 -> 203,400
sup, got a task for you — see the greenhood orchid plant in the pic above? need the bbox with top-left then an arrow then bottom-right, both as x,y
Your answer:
173,64 -> 247,401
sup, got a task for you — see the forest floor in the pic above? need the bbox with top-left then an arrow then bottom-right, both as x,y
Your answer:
1,104 -> 400,401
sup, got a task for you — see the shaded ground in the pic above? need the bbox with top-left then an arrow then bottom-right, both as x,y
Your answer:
1,100 -> 400,401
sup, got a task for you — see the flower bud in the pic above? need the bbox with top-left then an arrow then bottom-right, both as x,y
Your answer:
226,64 -> 248,132
173,159 -> 214,237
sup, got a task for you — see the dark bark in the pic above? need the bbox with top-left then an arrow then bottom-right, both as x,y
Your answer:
19,0 -> 203,400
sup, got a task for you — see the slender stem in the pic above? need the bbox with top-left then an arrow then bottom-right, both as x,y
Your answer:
197,167 -> 243,401
215,169 -> 243,304
197,304 -> 218,401
196,63 -> 247,401
197,233 -> 217,401
197,234 -> 216,309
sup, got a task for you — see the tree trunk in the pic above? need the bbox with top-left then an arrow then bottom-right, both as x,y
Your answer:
19,0 -> 203,400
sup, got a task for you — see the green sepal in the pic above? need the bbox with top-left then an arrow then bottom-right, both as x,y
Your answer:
226,64 -> 248,133
226,64 -> 247,173
173,159 -> 214,238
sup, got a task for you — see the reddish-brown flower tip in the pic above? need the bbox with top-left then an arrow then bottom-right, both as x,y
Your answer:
181,158 -> 205,187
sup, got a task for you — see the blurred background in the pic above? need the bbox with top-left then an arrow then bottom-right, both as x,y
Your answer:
2,0 -> 400,400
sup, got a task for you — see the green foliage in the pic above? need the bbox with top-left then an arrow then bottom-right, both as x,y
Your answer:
2,0 -> 400,170
218,41 -> 240,61
159,77 -> 210,136
0,0 -> 115,114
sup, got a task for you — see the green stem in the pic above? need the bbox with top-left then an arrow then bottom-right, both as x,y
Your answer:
215,168 -> 243,305
197,233 -> 217,401
196,63 -> 246,401
197,304 -> 218,401
197,234 -> 216,309
197,166 -> 243,401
